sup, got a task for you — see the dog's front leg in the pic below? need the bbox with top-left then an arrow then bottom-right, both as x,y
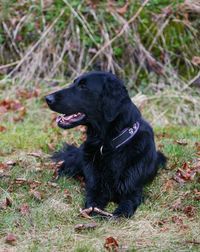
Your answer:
113,189 -> 143,218
85,185 -> 109,210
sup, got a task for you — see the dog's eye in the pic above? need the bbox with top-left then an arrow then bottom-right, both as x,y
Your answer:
77,79 -> 87,90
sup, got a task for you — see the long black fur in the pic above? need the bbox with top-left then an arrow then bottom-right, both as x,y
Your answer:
46,71 -> 167,218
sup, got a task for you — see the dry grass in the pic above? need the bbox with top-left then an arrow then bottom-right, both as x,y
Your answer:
0,0 -> 199,126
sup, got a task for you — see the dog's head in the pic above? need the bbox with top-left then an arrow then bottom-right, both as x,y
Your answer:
45,71 -> 129,129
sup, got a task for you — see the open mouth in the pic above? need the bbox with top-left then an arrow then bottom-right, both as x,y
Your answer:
56,112 -> 86,128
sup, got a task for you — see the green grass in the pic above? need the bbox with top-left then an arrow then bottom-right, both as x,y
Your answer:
0,89 -> 200,252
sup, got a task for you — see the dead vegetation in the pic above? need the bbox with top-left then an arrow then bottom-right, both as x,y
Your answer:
0,0 -> 199,126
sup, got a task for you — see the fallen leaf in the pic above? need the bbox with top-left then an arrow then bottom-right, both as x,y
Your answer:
0,162 -> 8,173
172,216 -> 183,225
79,207 -> 93,219
194,189 -> 200,201
0,99 -> 23,111
183,205 -> 196,218
74,222 -> 98,232
6,160 -> 16,166
192,56 -> 200,66
0,125 -> 6,132
116,1 -> 129,15
0,105 -> 7,114
171,198 -> 182,211
0,197 -> 12,209
17,88 -> 40,99
52,169 -> 59,181
13,178 -> 41,188
63,189 -> 72,203
154,219 -> 168,227
19,203 -> 30,215
5,197 -> 12,207
185,240 -> 200,245
176,139 -> 188,145
30,189 -> 43,201
173,161 -> 199,184
13,106 -> 26,122
104,237 -> 119,252
163,179 -> 175,192
5,233 -> 17,245
48,142 -> 55,151
195,142 -> 200,152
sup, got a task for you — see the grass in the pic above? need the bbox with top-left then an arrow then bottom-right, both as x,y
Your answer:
0,87 -> 200,252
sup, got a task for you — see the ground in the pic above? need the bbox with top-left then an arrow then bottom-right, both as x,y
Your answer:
0,87 -> 200,252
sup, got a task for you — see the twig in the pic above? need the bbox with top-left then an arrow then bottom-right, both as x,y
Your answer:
93,207 -> 113,217
62,0 -> 98,46
79,207 -> 113,218
82,0 -> 150,72
4,8 -> 65,79
0,61 -> 19,70
2,22 -> 22,57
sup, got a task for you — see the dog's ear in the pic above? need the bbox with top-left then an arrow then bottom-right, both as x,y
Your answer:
102,75 -> 127,122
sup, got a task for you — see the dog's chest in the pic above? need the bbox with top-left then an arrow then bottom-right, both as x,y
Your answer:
92,152 -> 124,182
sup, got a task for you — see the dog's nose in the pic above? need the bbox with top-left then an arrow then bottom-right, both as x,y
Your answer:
45,95 -> 55,105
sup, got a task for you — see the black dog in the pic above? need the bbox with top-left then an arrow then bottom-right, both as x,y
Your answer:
46,71 -> 166,218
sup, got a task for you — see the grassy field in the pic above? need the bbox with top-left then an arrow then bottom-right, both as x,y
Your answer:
0,86 -> 200,252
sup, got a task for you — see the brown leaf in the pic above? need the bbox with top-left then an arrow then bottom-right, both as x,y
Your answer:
104,237 -> 119,252
0,125 -> 6,132
5,233 -> 17,245
5,197 -> 12,207
0,99 -> 23,111
63,189 -> 72,203
48,143 -> 55,151
19,203 -> 30,215
30,189 -> 43,201
173,161 -> 198,184
192,56 -> 200,66
154,219 -> 168,227
79,207 -> 93,219
17,88 -> 40,99
52,169 -> 59,181
116,2 -> 129,15
176,139 -> 188,146
172,216 -> 183,225
183,205 -> 196,218
0,162 -> 8,173
194,189 -> 200,201
0,197 -> 12,209
173,174 -> 185,184
13,106 -> 26,122
171,198 -> 182,211
163,179 -> 175,192
6,160 -> 16,166
74,222 -> 98,231
14,178 -> 28,185
195,142 -> 200,152
14,178 -> 41,188
0,105 -> 7,114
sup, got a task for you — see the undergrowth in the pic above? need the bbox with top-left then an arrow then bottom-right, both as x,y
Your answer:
0,0 -> 200,125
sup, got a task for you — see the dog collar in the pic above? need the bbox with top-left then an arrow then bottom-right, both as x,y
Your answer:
100,121 -> 140,155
